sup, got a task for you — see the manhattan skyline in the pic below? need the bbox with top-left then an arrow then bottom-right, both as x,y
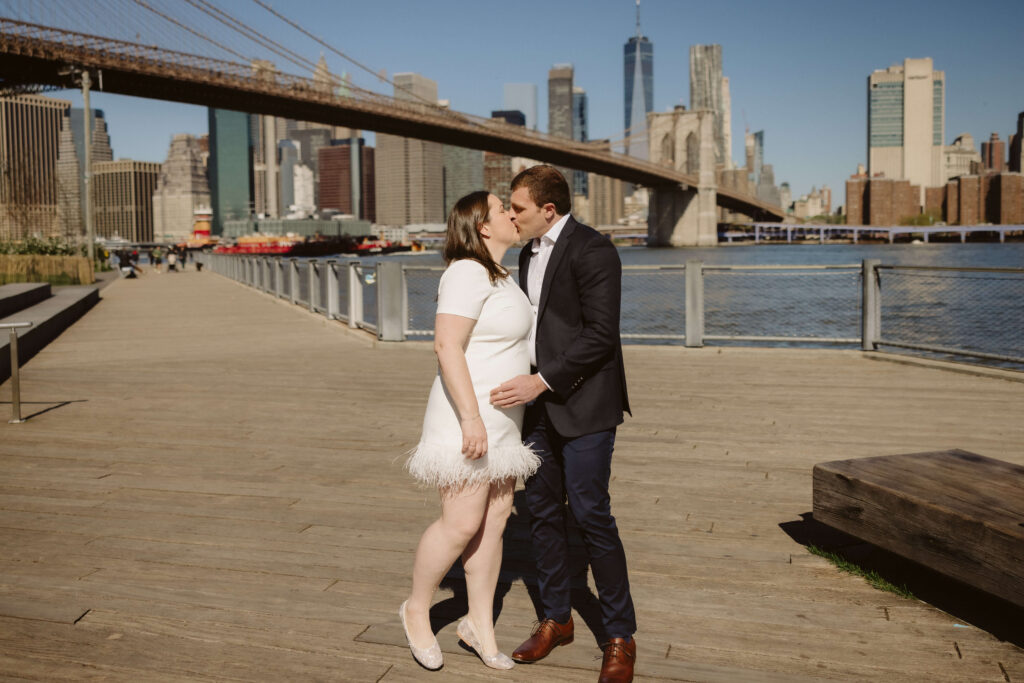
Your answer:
19,0 -> 1024,207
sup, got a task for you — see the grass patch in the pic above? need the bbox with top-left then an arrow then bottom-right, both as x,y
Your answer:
807,544 -> 915,600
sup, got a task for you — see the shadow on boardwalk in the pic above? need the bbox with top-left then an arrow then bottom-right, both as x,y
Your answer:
1,270 -> 1022,681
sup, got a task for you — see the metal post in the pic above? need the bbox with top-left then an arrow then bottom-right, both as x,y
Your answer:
326,260 -> 339,319
755,225 -> 760,244
862,259 -> 881,351
684,260 -> 704,347
308,259 -> 318,312
289,259 -> 299,305
81,70 -> 95,265
275,259 -> 283,298
376,261 -> 405,341
348,261 -> 363,328
819,226 -> 825,244
3,323 -> 32,423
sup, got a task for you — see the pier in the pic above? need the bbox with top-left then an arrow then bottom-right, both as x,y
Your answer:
1,270 -> 1022,681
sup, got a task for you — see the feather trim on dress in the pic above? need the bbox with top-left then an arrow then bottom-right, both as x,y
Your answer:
406,441 -> 540,490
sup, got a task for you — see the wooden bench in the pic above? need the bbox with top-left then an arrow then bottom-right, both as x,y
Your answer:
813,449 -> 1024,608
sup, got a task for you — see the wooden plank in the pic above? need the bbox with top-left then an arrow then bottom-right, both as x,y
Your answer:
813,449 -> 1024,608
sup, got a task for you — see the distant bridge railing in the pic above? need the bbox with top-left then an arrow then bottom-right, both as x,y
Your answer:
727,223 -> 1024,244
204,255 -> 1024,370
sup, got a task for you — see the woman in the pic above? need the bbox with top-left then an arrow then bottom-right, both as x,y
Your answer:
400,191 -> 538,671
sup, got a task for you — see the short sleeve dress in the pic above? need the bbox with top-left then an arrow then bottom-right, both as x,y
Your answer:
406,259 -> 540,489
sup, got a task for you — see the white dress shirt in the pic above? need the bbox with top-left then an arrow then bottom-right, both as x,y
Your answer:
528,213 -> 571,374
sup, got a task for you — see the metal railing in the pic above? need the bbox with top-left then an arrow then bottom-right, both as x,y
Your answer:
2,321 -> 33,423
205,255 -> 1024,369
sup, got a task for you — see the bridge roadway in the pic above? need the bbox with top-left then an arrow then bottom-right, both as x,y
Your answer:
0,18 -> 785,222
0,270 -> 1022,681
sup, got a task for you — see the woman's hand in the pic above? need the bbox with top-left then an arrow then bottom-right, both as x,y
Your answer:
461,415 -> 488,460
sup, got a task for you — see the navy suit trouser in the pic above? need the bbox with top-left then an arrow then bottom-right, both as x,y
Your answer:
523,406 -> 637,640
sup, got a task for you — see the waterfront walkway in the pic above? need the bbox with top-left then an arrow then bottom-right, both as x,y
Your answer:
1,269 -> 1022,681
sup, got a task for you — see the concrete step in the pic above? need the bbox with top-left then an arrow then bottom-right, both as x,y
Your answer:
0,285 -> 99,383
0,283 -> 51,319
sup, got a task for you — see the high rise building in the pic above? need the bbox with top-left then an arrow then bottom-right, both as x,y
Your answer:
288,128 -> 332,209
249,113 -> 279,218
757,163 -> 780,207
981,133 -> 1006,172
572,86 -> 588,197
503,83 -> 537,131
1010,112 -> 1023,173
207,108 -> 252,235
375,73 -> 444,225
867,58 -> 945,201
152,134 -> 210,242
318,140 -> 376,221
623,1 -> 653,159
278,140 -> 298,213
689,45 -> 729,166
746,130 -> 764,185
548,65 -> 574,140
779,182 -> 792,212
442,145 -> 484,219
92,160 -> 160,242
293,163 -> 314,214
56,107 -> 113,239
548,64 -> 574,184
0,94 -> 71,239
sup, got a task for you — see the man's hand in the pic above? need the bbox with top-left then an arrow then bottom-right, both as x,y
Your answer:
490,374 -> 547,408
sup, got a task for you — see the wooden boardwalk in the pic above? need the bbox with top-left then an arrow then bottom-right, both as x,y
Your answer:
1,269 -> 1022,682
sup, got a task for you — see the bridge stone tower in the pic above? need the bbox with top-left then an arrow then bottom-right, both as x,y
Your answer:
647,107 -> 717,246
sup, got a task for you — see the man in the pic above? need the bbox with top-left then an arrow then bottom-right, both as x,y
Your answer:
490,165 -> 636,683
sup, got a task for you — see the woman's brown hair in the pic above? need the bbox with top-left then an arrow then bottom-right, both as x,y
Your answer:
443,190 -> 509,283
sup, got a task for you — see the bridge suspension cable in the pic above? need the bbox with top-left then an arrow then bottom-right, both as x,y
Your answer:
248,0 -> 441,110
130,0 -> 252,64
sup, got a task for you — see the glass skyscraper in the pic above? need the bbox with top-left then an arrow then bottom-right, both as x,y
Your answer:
207,108 -> 253,235
623,3 -> 653,160
572,87 -> 588,196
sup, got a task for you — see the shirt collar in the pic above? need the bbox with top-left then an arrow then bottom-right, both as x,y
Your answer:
531,213 -> 571,253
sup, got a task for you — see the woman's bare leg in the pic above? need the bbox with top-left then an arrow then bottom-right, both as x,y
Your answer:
405,482 -> 490,648
460,478 -> 516,654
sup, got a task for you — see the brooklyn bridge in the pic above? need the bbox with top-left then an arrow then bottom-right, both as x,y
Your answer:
0,10 -> 785,245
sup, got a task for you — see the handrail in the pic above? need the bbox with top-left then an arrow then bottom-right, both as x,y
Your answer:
2,321 -> 34,423
203,255 -> 1023,370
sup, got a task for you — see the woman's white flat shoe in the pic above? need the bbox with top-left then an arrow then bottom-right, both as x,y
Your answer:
457,616 -> 515,670
400,601 -> 443,670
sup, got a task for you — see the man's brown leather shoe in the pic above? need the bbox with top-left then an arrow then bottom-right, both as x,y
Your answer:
511,616 -> 574,662
598,637 -> 636,683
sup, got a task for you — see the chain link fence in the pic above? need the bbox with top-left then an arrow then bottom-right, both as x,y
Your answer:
704,266 -> 862,343
876,266 -> 1024,367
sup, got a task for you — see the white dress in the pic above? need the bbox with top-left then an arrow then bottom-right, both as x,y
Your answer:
406,259 -> 540,489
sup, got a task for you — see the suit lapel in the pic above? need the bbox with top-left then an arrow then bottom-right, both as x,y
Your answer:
537,216 -> 577,321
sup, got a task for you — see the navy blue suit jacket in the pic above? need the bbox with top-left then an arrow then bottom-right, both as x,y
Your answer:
519,216 -> 630,438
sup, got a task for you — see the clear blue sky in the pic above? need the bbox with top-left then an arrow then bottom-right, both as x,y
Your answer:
22,0 -> 1024,207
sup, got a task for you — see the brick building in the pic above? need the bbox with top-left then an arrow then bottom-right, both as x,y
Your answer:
844,177 -> 919,225
981,133 -> 1006,173
318,142 -> 375,222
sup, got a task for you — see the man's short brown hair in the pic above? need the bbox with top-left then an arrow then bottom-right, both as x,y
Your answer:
510,165 -> 571,215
